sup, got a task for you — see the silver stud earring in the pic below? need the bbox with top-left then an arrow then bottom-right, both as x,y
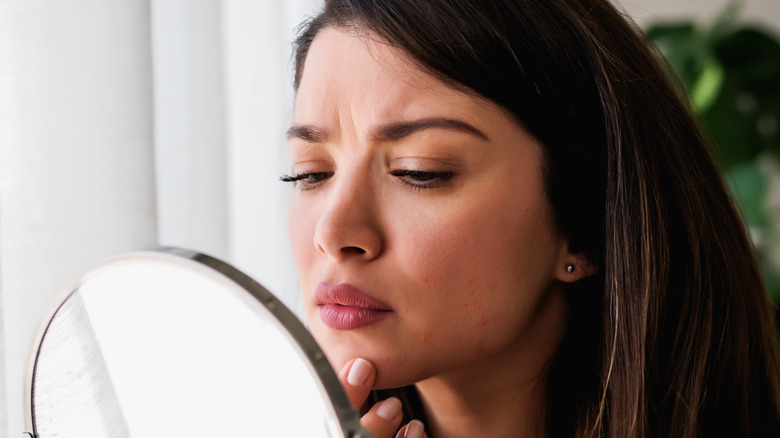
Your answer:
565,264 -> 575,273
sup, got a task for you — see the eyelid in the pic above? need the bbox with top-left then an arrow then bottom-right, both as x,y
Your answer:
389,169 -> 454,189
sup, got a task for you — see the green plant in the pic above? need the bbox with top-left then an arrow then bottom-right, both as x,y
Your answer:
646,3 -> 780,304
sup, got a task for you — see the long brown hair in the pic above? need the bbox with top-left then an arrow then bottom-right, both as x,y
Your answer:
292,0 -> 780,435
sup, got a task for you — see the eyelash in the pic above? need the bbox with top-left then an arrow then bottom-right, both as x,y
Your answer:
389,170 -> 453,189
279,172 -> 333,190
280,170 -> 453,190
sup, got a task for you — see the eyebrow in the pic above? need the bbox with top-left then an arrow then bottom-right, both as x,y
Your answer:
287,125 -> 327,142
371,118 -> 488,142
286,117 -> 489,143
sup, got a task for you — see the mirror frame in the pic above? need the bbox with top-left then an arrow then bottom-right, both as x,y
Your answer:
22,247 -> 369,438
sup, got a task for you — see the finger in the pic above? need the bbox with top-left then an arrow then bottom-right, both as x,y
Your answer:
361,397 -> 404,438
395,419 -> 427,438
337,358 -> 376,410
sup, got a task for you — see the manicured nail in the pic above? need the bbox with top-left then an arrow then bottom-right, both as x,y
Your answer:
376,397 -> 402,421
404,419 -> 425,438
347,358 -> 372,387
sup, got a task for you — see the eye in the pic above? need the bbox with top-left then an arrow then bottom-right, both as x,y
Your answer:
279,172 -> 333,190
390,170 -> 453,189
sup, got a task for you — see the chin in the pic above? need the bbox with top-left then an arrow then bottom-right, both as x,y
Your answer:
335,344 -> 436,390
315,336 -> 409,386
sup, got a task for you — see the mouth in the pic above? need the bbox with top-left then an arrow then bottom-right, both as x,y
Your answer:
314,283 -> 393,330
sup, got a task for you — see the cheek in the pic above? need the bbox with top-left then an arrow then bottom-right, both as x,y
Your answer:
400,201 -> 535,295
395,195 -> 559,342
394,214 -> 495,322
288,200 -> 318,287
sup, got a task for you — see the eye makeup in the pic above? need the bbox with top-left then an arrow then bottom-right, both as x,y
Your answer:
280,172 -> 334,190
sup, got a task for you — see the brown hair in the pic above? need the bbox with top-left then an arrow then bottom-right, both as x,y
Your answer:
293,0 -> 780,435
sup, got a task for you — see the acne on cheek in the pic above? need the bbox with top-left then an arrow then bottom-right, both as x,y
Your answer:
462,284 -> 490,326
459,284 -> 503,356
416,329 -> 432,344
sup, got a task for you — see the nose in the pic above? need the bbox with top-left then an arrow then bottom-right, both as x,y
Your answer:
313,172 -> 383,262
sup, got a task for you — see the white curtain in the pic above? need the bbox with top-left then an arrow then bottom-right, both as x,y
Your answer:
0,0 -> 318,436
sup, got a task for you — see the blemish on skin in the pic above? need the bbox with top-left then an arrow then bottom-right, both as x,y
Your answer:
417,329 -> 431,344
463,293 -> 480,310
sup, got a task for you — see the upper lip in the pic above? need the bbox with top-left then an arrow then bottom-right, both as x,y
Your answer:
314,282 -> 393,310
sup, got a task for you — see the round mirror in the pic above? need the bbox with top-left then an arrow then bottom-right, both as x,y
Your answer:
22,248 -> 368,437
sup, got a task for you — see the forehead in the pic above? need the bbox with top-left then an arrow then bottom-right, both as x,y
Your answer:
294,27 -> 496,124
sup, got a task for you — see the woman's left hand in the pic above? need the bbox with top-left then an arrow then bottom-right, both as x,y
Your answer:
337,358 -> 427,438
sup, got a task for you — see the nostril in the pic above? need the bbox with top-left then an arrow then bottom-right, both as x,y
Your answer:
342,246 -> 366,255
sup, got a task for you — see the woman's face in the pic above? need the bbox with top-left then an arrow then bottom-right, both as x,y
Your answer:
288,27 -> 573,389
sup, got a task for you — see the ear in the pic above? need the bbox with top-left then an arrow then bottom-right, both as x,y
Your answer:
555,251 -> 598,283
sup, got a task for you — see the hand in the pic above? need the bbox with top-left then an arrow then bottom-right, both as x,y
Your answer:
338,358 -> 427,438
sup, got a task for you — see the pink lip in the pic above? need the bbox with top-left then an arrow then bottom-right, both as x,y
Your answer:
314,283 -> 393,330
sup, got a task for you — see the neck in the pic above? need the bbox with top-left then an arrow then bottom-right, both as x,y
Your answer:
415,367 -> 548,437
414,287 -> 568,438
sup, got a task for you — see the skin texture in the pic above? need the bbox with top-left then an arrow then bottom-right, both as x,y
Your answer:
287,28 -> 593,437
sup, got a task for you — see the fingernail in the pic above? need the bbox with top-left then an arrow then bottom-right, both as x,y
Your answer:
404,419 -> 425,438
376,397 -> 402,421
347,358 -> 372,387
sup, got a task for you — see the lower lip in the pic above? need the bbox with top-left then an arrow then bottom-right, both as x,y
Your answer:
318,304 -> 391,330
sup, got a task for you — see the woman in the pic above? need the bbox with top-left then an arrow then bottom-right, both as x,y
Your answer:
283,0 -> 780,436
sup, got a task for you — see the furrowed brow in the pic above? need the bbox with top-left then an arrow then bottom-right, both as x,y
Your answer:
371,118 -> 489,142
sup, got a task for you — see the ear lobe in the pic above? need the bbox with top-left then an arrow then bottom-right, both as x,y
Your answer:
557,252 -> 598,283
